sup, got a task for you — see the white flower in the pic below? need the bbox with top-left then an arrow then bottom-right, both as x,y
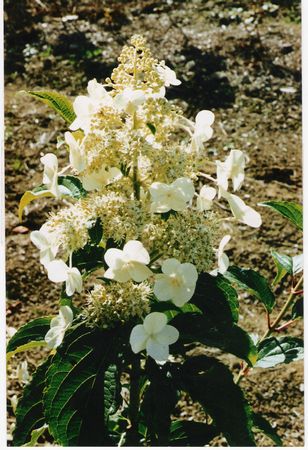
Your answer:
191,110 -> 215,152
216,150 -> 246,192
150,177 -> 195,213
81,165 -> 122,191
129,312 -> 179,362
154,258 -> 198,306
211,234 -> 231,276
46,260 -> 83,296
70,79 -> 113,133
220,189 -> 262,228
64,131 -> 86,173
113,88 -> 146,115
156,63 -> 181,87
41,153 -> 70,198
30,224 -> 59,267
16,361 -> 30,385
197,185 -> 217,211
45,305 -> 73,349
104,240 -> 152,283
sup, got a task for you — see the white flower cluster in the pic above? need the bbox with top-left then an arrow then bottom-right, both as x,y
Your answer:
27,35 -> 261,360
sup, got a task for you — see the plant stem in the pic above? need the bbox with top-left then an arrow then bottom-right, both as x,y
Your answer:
235,274 -> 303,385
126,355 -> 141,446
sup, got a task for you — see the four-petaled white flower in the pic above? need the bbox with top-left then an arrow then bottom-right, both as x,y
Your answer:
191,110 -> 215,152
30,224 -> 59,267
113,88 -> 146,115
150,177 -> 195,213
220,188 -> 262,228
46,260 -> 83,296
70,79 -> 113,133
197,185 -> 217,211
45,305 -> 74,349
64,131 -> 86,173
104,240 -> 152,283
216,150 -> 246,192
156,63 -> 181,87
154,258 -> 198,306
81,165 -> 122,191
130,312 -> 179,362
211,234 -> 231,276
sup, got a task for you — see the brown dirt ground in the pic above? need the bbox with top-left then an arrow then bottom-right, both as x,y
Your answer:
5,0 -> 303,446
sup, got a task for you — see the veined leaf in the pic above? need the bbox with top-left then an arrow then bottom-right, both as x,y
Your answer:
58,175 -> 87,199
7,317 -> 51,354
225,266 -> 275,312
25,90 -> 76,124
23,424 -> 49,447
260,201 -> 303,230
151,301 -> 202,321
44,325 -> 122,446
252,413 -> 282,446
256,336 -> 304,368
13,358 -> 51,446
18,190 -> 54,221
178,356 -> 256,446
271,250 -> 292,285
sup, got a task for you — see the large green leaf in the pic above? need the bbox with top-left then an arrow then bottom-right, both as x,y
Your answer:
172,314 -> 257,366
260,201 -> 303,230
252,413 -> 282,446
26,90 -> 76,124
191,273 -> 239,325
225,266 -> 275,312
169,420 -> 218,446
7,317 -> 51,355
177,356 -> 256,446
151,301 -> 202,321
13,358 -> 51,446
44,325 -> 122,446
256,336 -> 304,368
58,175 -> 87,199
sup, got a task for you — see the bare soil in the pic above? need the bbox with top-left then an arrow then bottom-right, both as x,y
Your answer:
5,0 -> 303,446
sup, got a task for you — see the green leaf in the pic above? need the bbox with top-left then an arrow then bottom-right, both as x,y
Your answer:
173,314 -> 257,366
88,218 -> 103,245
7,317 -> 51,354
292,298 -> 303,319
23,423 -> 49,447
256,336 -> 304,368
25,90 -> 76,124
151,301 -> 202,321
72,243 -> 105,272
58,176 -> 87,199
44,325 -> 122,446
178,356 -> 256,446
271,250 -> 292,285
225,266 -> 275,312
252,413 -> 282,446
18,190 -> 54,221
260,201 -> 303,230
191,273 -> 239,325
169,420 -> 218,446
13,358 -> 51,446
146,123 -> 156,134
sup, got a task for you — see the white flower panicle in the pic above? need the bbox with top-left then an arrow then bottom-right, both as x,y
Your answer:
26,35 -> 262,360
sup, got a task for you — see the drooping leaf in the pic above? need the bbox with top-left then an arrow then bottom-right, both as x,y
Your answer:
13,358 -> 51,446
58,175 -> 87,199
172,314 -> 257,366
18,190 -> 54,221
169,420 -> 218,446
88,218 -> 103,245
291,298 -> 303,319
44,325 -> 122,446
177,356 -> 256,446
252,413 -> 282,446
25,90 -> 76,124
260,201 -> 303,230
191,272 -> 239,325
256,336 -> 304,368
7,317 -> 51,355
225,266 -> 275,312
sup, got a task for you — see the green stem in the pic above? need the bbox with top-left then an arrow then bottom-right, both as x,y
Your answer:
126,355 -> 141,445
235,274 -> 303,385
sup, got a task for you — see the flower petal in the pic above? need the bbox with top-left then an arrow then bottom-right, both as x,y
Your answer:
45,326 -> 65,349
154,275 -> 175,301
66,268 -> 83,296
161,258 -> 181,275
47,260 -> 68,283
59,306 -> 74,326
172,177 -> 195,201
129,325 -> 148,353
129,262 -> 152,282
156,325 -> 179,345
104,248 -> 125,269
146,338 -> 169,362
143,312 -> 167,335
222,190 -> 262,228
123,240 -> 150,264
